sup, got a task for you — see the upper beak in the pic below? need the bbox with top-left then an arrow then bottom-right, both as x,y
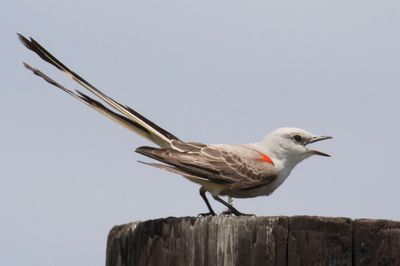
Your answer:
306,135 -> 332,157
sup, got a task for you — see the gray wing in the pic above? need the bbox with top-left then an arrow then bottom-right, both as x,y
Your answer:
136,140 -> 277,191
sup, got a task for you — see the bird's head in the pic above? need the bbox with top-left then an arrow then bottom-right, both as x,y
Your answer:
261,127 -> 332,167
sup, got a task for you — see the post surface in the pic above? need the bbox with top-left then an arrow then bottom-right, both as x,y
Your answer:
106,216 -> 400,266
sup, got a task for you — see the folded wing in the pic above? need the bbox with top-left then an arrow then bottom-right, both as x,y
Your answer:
136,141 -> 277,191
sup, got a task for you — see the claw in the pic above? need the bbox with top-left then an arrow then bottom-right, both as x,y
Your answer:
220,209 -> 254,216
197,211 -> 216,217
220,210 -> 235,216
234,212 -> 255,217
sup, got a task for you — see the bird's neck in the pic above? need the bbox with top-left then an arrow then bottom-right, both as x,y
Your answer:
258,139 -> 303,174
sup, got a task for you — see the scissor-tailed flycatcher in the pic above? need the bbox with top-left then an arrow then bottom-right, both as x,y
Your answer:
18,34 -> 332,216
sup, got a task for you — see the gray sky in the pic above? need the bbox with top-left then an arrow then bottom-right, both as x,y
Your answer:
2,1 -> 400,265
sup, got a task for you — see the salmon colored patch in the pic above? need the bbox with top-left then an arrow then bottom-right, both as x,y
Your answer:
260,153 -> 274,165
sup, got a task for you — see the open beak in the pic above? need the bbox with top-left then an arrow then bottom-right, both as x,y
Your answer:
306,136 -> 332,157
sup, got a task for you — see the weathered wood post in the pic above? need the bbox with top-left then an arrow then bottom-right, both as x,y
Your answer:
106,216 -> 400,266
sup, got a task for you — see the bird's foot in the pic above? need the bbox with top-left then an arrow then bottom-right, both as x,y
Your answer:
220,209 -> 254,217
197,211 -> 216,217
220,209 -> 235,216
234,212 -> 255,217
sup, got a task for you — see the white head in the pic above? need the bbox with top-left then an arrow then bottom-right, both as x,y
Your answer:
261,127 -> 332,168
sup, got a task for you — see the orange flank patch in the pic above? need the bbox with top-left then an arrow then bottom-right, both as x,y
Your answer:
260,153 -> 274,165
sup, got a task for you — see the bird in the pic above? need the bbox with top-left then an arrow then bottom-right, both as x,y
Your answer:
18,34 -> 332,216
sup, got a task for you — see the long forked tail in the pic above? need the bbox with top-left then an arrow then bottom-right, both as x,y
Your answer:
18,34 -> 179,147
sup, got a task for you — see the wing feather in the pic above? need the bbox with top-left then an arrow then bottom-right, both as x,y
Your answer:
136,141 -> 277,189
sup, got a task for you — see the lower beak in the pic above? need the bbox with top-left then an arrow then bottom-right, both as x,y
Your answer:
309,149 -> 331,157
306,136 -> 332,157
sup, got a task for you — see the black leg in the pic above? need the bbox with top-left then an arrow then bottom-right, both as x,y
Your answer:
212,195 -> 253,216
197,188 -> 216,216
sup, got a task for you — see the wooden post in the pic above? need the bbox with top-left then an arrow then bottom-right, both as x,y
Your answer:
106,216 -> 400,266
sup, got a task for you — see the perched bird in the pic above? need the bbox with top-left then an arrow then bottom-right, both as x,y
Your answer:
18,34 -> 332,216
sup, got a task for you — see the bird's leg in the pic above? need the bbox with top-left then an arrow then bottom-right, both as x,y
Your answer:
221,197 -> 234,215
228,196 -> 233,205
197,188 -> 216,217
212,195 -> 253,216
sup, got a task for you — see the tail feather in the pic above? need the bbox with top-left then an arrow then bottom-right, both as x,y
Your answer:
18,34 -> 179,147
23,63 -> 156,140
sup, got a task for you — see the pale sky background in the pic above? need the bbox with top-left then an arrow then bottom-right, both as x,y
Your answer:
2,1 -> 400,265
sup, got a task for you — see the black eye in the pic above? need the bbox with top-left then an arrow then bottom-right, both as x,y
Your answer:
292,135 -> 303,143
